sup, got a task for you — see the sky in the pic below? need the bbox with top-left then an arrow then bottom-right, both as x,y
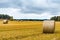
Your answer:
0,0 -> 60,19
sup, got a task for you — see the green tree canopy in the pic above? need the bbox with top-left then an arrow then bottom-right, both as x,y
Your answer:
50,16 -> 60,21
0,14 -> 13,20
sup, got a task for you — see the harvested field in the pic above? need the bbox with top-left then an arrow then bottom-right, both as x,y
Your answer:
0,21 -> 60,40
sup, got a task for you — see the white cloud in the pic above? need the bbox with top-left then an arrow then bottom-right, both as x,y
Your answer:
0,8 -> 21,19
0,8 -> 57,19
0,0 -> 9,3
0,0 -> 60,19
31,0 -> 49,8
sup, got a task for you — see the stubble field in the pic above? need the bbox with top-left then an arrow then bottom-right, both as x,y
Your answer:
0,21 -> 60,40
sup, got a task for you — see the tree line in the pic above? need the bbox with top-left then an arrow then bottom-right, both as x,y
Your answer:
0,14 -> 13,20
1,14 -> 59,21
50,16 -> 60,21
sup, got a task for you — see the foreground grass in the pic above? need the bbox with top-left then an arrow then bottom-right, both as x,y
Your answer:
0,21 -> 60,40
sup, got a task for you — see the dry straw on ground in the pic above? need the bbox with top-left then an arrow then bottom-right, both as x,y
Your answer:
43,20 -> 55,33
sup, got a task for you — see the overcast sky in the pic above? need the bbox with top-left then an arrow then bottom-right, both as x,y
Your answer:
0,0 -> 60,19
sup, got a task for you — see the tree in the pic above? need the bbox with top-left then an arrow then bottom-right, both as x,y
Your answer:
50,16 -> 57,21
10,16 -> 13,21
0,14 -> 13,20
50,16 -> 60,21
57,16 -> 60,21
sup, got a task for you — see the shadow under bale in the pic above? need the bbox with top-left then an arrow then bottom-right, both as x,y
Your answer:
43,20 -> 55,33
3,20 -> 8,24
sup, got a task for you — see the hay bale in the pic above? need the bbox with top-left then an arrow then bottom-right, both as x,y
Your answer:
43,20 -> 55,33
3,19 -> 8,24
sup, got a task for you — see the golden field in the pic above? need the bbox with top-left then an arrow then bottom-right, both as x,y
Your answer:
0,21 -> 60,40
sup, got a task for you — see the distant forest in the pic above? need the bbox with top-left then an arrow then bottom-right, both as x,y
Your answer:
50,16 -> 60,21
0,14 -> 48,21
13,19 -> 45,21
0,14 -> 13,20
1,14 -> 60,21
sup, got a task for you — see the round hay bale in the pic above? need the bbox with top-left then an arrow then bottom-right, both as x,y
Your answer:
43,20 -> 55,33
3,19 -> 8,24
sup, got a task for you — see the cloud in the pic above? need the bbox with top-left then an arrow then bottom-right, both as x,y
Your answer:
51,0 -> 60,3
0,0 -> 60,19
0,8 -> 59,19
0,0 -> 9,3
0,8 -> 21,19
11,0 -> 60,15
0,0 -> 60,14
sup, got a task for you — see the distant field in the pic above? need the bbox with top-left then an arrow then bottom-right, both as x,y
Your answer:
0,21 -> 60,40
